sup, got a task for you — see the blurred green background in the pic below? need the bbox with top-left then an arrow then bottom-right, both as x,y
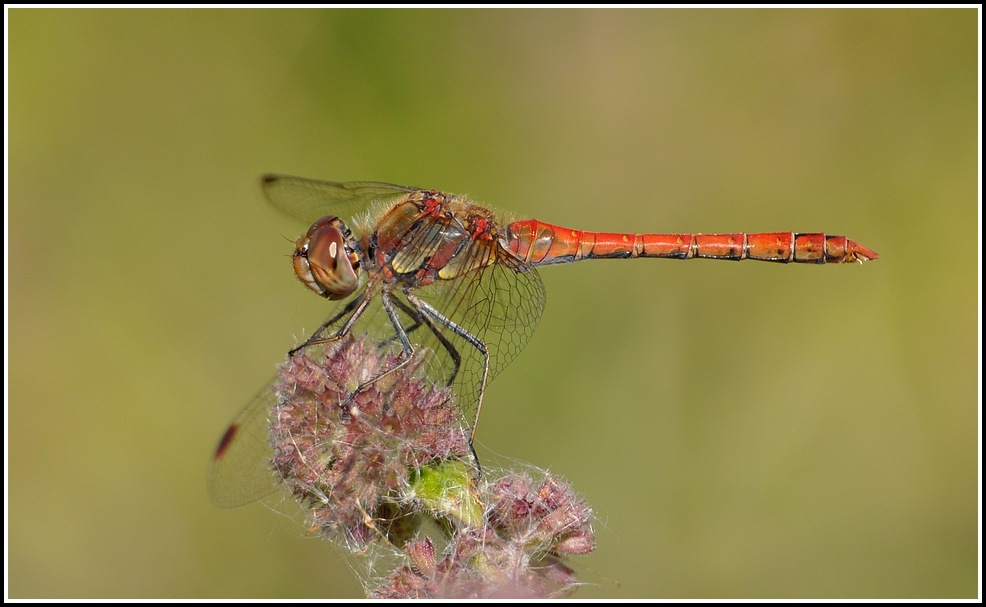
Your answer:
8,8 -> 978,598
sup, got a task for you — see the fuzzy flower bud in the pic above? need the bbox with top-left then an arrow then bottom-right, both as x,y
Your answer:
265,335 -> 595,597
269,335 -> 469,549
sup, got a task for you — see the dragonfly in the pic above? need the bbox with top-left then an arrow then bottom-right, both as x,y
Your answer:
209,174 -> 878,508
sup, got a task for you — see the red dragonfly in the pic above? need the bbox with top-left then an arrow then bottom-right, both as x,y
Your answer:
210,174 -> 878,507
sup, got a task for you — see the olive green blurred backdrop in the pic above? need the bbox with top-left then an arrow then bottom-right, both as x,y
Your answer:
8,8 -> 978,599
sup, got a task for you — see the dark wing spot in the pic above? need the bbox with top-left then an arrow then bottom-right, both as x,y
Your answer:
214,424 -> 239,460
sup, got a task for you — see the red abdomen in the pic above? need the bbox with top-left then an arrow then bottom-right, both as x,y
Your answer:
504,220 -> 878,265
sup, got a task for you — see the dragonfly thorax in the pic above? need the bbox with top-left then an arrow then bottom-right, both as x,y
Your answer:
293,215 -> 362,300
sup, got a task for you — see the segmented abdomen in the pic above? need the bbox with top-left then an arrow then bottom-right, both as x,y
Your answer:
504,220 -> 879,265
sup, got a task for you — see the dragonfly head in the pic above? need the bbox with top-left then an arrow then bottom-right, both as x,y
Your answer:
293,215 -> 361,300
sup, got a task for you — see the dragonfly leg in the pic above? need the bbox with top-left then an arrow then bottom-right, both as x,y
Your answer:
383,295 -> 481,475
289,290 -> 372,357
375,299 -> 426,350
336,290 -> 419,415
404,291 -> 489,478
390,296 -> 463,389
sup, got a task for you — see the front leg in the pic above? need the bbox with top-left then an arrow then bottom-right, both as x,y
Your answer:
289,290 -> 373,357
335,290 -> 417,414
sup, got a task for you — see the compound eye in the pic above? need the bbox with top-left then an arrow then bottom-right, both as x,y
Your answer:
293,216 -> 360,300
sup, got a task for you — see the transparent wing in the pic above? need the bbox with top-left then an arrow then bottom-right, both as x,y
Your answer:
209,379 -> 279,508
261,174 -> 417,226
415,242 -> 547,430
284,239 -> 546,440
208,252 -> 544,508
339,222 -> 546,433
213,181 -> 547,506
211,176 -> 420,508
